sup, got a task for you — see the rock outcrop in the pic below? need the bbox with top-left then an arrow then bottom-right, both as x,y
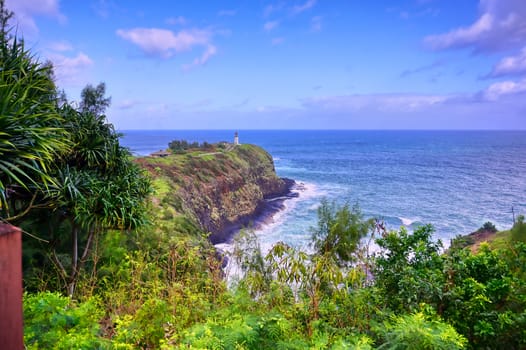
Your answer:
137,144 -> 295,243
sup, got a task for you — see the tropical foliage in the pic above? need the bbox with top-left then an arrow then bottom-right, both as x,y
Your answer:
168,139 -> 214,153
23,292 -> 107,349
511,214 -> 526,242
0,1 -> 150,297
0,3 -> 68,218
3,1 -> 525,349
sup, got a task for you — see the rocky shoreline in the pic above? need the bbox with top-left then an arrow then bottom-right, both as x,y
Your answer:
138,144 -> 298,247
209,178 -> 297,244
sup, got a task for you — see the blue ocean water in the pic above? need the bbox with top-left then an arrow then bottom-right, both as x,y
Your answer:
120,130 -> 526,249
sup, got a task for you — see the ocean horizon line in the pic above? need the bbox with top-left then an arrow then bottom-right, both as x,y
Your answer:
118,128 -> 526,132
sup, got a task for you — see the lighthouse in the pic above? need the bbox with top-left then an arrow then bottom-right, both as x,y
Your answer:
234,131 -> 239,145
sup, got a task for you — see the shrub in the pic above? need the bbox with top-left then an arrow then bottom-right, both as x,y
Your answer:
442,243 -> 526,349
478,221 -> 497,233
377,312 -> 466,350
23,292 -> 107,349
176,312 -> 309,350
511,215 -> 526,242
112,298 -> 171,349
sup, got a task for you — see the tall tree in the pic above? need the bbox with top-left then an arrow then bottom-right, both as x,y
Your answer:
373,225 -> 445,312
311,199 -> 374,267
79,82 -> 111,116
37,95 -> 151,297
0,0 -> 69,219
0,0 -> 12,45
1,0 -> 150,298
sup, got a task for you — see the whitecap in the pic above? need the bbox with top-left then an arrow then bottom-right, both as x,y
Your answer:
290,181 -> 326,200
256,182 -> 320,236
220,180 -> 325,281
308,203 -> 320,211
399,217 -> 416,226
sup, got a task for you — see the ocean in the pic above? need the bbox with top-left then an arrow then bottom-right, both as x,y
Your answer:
120,130 -> 526,250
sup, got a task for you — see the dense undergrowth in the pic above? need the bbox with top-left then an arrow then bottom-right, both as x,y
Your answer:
22,199 -> 526,349
1,1 -> 525,348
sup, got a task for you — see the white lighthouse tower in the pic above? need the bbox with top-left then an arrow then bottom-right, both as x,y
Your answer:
234,131 -> 239,145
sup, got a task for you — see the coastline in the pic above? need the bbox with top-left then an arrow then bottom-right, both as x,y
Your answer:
209,178 -> 297,245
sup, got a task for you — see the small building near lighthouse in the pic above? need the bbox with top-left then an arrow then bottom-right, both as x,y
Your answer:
234,131 -> 239,145
150,150 -> 171,158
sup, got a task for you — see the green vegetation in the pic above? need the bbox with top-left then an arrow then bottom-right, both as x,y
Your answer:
0,5 -> 68,215
0,1 -> 150,298
451,218 -> 526,252
2,2 -> 525,349
378,312 -> 467,350
23,292 -> 107,349
311,199 -> 374,267
478,221 -> 497,233
168,139 -> 215,153
511,215 -> 526,242
136,142 -> 286,239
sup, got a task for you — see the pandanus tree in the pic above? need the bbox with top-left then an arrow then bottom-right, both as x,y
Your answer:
0,2 -> 69,219
0,1 -> 150,296
41,93 -> 151,296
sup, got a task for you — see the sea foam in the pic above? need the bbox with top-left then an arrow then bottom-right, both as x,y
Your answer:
399,217 -> 416,226
217,181 -> 323,281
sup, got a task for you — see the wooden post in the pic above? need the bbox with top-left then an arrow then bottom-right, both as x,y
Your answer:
0,223 -> 24,349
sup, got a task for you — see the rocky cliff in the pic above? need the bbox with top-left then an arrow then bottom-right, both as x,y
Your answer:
136,144 -> 294,243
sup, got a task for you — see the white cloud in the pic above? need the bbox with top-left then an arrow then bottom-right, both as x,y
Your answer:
48,52 -> 93,86
48,40 -> 73,52
300,79 -> 526,114
489,47 -> 526,77
92,0 -> 113,18
311,16 -> 322,32
182,45 -> 217,70
186,99 -> 214,109
264,21 -> 279,31
482,78 -> 526,100
6,0 -> 66,36
6,0 -> 64,19
146,103 -> 169,114
271,37 -> 285,45
199,45 -> 217,63
118,99 -> 140,110
263,3 -> 285,17
400,60 -> 444,78
166,16 -> 187,26
425,13 -> 493,49
302,94 -> 449,112
292,0 -> 317,14
116,27 -> 213,61
399,11 -> 410,20
227,98 -> 250,109
424,0 -> 526,52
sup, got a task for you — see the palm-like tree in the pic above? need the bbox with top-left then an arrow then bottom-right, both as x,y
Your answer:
1,1 -> 151,297
0,27 -> 69,219
43,102 -> 151,296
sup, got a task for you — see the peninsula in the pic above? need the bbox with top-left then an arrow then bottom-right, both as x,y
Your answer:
136,142 -> 296,244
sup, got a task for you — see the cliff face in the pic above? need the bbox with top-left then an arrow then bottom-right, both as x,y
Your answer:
136,144 -> 293,243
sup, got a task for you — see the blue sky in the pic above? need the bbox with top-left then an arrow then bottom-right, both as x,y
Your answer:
7,0 -> 526,129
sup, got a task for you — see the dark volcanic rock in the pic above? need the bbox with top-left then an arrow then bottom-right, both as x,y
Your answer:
209,177 -> 297,244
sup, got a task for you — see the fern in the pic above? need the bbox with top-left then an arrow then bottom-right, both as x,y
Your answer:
377,312 -> 467,350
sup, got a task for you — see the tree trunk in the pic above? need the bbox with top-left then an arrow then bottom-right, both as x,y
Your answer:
67,226 -> 96,297
67,225 -> 79,297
